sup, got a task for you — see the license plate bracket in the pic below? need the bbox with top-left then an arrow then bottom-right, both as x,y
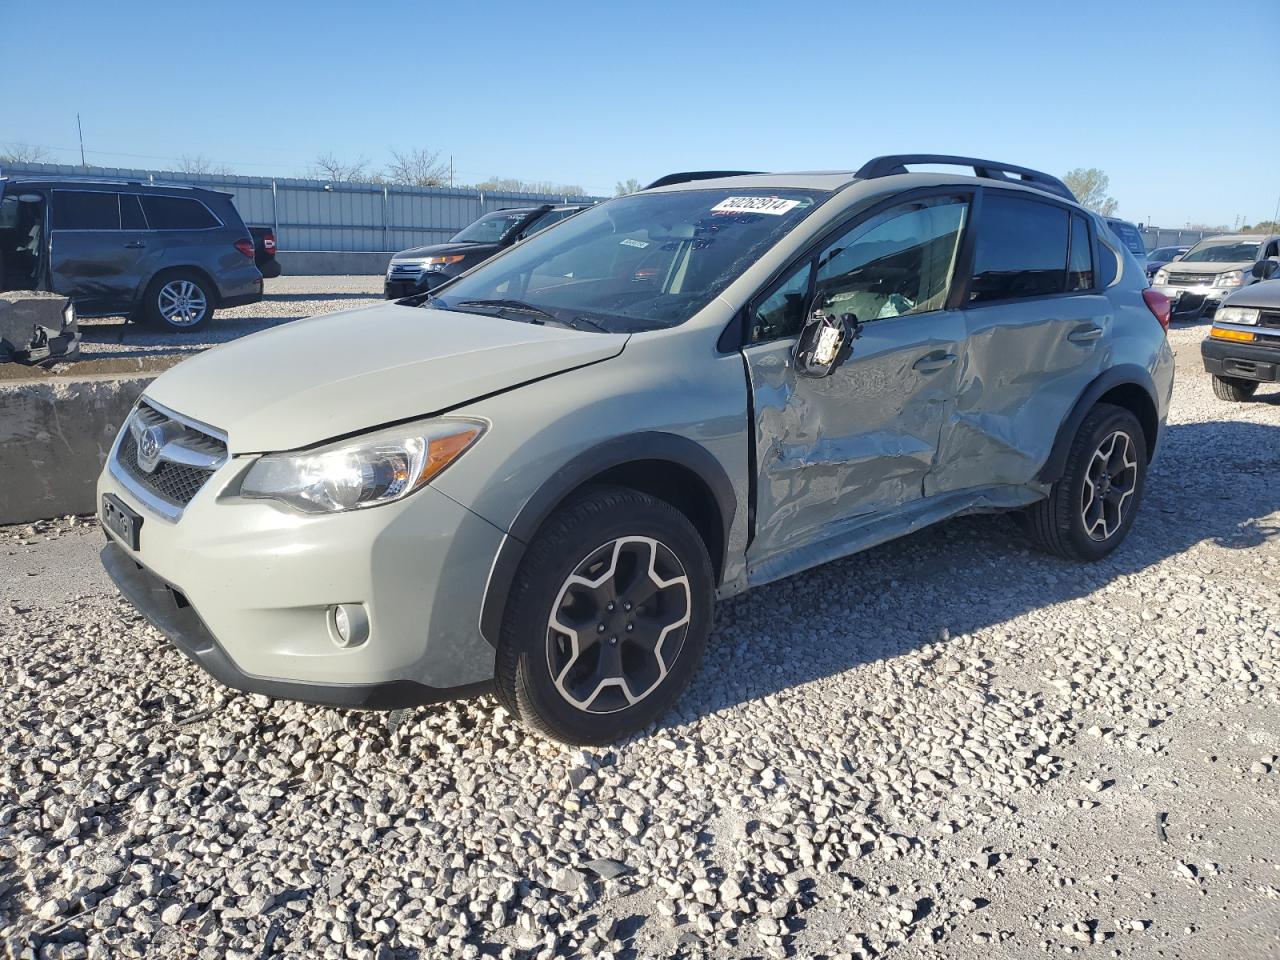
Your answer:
102,493 -> 142,551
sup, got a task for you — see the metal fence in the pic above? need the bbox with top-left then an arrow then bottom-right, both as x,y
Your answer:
0,161 -> 605,254
1140,227 -> 1214,251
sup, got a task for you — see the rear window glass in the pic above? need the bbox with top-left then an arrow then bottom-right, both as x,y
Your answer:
51,191 -> 120,230
140,195 -> 219,230
970,194 -> 1069,302
1106,220 -> 1146,258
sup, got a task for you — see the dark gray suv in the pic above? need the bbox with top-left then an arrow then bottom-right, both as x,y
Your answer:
0,177 -> 263,332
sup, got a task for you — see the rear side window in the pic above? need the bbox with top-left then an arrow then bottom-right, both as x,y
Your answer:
140,195 -> 220,230
1068,215 -> 1094,291
120,194 -> 147,230
969,194 -> 1069,302
51,191 -> 120,230
1106,220 -> 1146,258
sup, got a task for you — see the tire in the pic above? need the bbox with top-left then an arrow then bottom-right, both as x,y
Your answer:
495,484 -> 714,745
143,271 -> 215,333
1023,403 -> 1147,562
1211,375 -> 1258,402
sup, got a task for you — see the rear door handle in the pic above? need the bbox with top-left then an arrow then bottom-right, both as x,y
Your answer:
912,353 -> 957,373
1067,324 -> 1104,343
124,241 -> 146,249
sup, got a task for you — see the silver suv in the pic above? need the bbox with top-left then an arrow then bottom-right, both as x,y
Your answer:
97,155 -> 1175,744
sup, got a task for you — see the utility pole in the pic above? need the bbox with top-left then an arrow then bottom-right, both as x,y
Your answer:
76,114 -> 86,167
449,155 -> 454,189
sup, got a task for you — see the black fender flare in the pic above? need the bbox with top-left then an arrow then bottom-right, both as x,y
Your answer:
1037,363 -> 1159,484
478,432 -> 737,647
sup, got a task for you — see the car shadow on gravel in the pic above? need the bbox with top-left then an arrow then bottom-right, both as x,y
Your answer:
666,419 -> 1280,728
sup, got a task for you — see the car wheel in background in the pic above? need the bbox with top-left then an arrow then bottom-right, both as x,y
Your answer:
1022,403 -> 1147,562
1211,375 -> 1258,402
144,272 -> 215,333
495,485 -> 714,745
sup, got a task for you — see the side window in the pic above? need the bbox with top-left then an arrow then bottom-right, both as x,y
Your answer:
119,194 -> 147,230
523,210 -> 570,237
50,191 -> 120,230
752,261 -> 812,342
1068,214 -> 1094,291
814,197 -> 969,322
140,195 -> 219,230
1265,239 -> 1279,259
970,194 -> 1069,303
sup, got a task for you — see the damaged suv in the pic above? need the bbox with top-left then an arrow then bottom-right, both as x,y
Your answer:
98,155 -> 1174,744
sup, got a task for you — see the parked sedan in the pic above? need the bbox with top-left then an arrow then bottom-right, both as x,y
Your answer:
384,204 -> 590,298
1201,269 -> 1280,400
1145,245 -> 1189,280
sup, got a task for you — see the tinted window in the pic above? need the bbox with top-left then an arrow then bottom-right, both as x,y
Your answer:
120,194 -> 147,230
140,195 -> 219,230
452,211 -> 530,243
815,197 -> 969,321
51,191 -> 120,230
970,195 -> 1069,302
1068,215 -> 1094,291
524,209 -> 574,237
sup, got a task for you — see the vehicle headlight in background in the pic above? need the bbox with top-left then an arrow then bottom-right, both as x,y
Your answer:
1214,306 -> 1259,325
1153,269 -> 1169,285
1216,269 -> 1245,287
241,419 -> 485,514
423,255 -> 466,267
62,300 -> 76,329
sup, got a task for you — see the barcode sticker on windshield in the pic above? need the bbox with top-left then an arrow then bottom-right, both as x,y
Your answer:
711,196 -> 802,216
620,238 -> 650,248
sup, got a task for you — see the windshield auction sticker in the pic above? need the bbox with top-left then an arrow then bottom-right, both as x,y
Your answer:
710,196 -> 802,216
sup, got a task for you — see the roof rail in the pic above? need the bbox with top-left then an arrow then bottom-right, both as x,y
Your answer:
644,170 -> 763,190
853,154 -> 1076,202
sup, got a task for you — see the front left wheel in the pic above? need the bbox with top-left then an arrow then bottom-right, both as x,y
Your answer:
1211,375 -> 1258,402
495,485 -> 714,745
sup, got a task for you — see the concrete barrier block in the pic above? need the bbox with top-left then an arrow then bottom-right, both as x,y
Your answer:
0,373 -> 155,524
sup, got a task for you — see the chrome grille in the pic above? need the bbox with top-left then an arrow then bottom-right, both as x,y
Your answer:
111,401 -> 227,516
387,261 -> 425,280
1167,273 -> 1217,286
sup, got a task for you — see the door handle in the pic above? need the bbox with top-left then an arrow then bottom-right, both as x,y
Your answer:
123,241 -> 146,249
912,353 -> 957,373
1067,324 -> 1104,343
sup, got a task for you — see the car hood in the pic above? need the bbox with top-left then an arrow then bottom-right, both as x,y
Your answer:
144,303 -> 628,454
391,241 -> 496,261
1223,278 -> 1280,309
1162,259 -> 1255,274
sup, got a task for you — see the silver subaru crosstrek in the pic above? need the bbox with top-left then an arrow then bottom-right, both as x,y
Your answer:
98,155 -> 1175,744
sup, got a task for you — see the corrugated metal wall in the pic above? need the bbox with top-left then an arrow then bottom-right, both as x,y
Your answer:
0,161 -> 605,253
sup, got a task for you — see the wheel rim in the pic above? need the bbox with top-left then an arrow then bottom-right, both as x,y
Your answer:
1080,430 -> 1138,542
157,280 -> 208,327
546,536 -> 691,714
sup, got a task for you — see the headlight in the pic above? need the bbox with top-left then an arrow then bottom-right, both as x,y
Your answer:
423,255 -> 466,267
1153,269 -> 1169,285
241,419 -> 484,514
1215,306 -> 1259,325
1216,269 -> 1245,287
62,300 -> 76,329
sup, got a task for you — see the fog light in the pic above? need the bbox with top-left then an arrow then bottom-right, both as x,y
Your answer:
330,603 -> 370,648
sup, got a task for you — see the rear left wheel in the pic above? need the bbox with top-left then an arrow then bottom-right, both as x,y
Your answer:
144,272 -> 215,333
495,485 -> 714,745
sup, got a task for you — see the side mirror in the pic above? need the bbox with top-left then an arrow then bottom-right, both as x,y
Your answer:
1252,260 -> 1279,280
794,309 -> 859,378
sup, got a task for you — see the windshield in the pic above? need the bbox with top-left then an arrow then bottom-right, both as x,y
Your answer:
1150,247 -> 1181,260
1180,239 -> 1261,263
430,189 -> 823,332
451,211 -> 531,244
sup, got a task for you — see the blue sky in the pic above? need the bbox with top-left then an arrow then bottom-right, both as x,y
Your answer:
3,0 -> 1277,227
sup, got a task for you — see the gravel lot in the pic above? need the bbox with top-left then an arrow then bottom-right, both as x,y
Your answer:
2,314 -> 1279,960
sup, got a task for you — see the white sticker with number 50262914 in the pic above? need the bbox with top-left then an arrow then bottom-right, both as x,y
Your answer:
710,196 -> 802,216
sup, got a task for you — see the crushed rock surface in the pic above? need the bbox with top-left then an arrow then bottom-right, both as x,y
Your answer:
2,317 -> 1278,959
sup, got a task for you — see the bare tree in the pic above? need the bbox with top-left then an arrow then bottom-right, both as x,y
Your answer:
309,152 -> 373,183
614,178 -> 643,197
385,148 -> 449,187
175,154 -> 232,176
1062,168 -> 1118,217
0,142 -> 52,164
473,176 -> 587,197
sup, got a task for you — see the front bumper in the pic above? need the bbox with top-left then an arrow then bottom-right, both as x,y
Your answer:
1152,282 -> 1241,319
96,453 -> 505,705
1202,336 -> 1280,383
384,269 -> 450,299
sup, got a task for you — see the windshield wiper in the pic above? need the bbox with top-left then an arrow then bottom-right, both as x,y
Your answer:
567,315 -> 611,333
456,299 -> 561,324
